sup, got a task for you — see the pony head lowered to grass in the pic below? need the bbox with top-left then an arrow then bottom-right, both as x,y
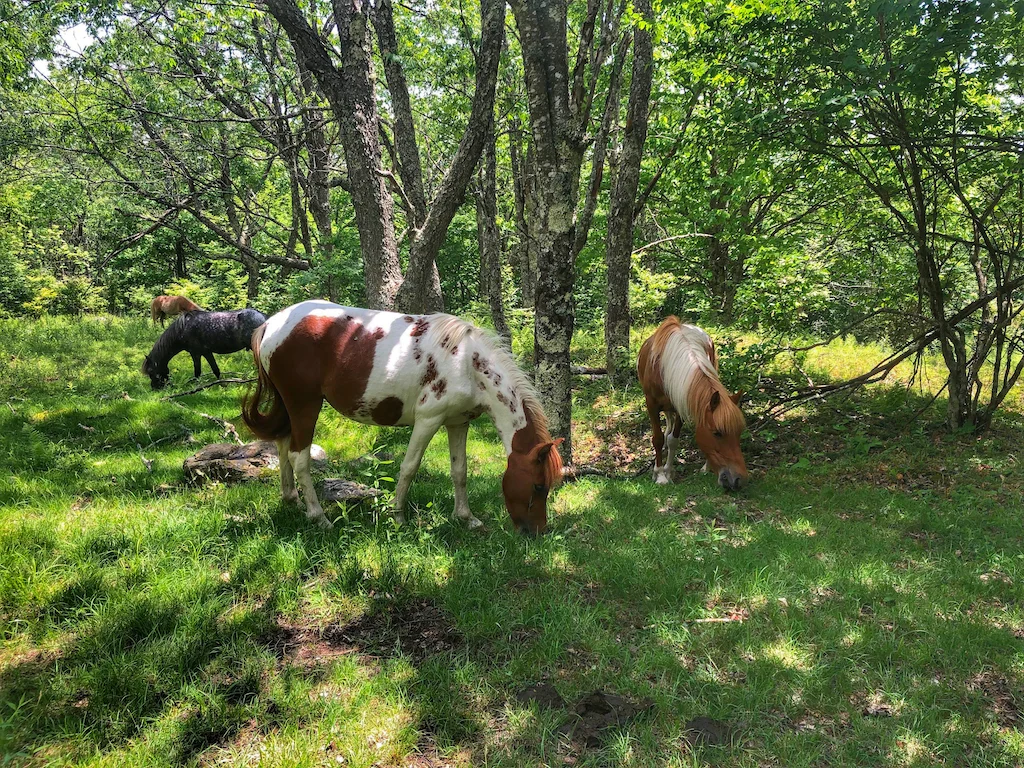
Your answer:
143,308 -> 266,390
241,301 -> 563,533
637,316 -> 748,490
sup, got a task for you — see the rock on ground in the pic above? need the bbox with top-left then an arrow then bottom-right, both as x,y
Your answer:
184,441 -> 326,484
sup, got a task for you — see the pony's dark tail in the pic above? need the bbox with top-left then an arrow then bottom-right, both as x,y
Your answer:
241,324 -> 291,441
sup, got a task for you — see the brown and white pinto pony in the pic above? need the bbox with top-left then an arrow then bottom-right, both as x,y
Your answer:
242,301 -> 563,533
637,317 -> 748,490
151,295 -> 201,326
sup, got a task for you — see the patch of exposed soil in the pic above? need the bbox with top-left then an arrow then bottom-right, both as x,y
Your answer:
402,738 -> 464,768
556,690 -> 654,749
968,671 -> 1020,728
326,598 -> 462,664
265,617 -> 359,668
683,716 -> 734,747
515,682 -> 566,710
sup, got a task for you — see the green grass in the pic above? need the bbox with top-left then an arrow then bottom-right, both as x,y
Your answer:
1,315 -> 1022,767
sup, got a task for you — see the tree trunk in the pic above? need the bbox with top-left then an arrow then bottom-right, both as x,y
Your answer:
264,0 -> 402,308
604,0 -> 652,384
390,0 -> 506,313
174,234 -> 187,278
476,116 -> 510,342
509,0 -> 585,461
512,133 -> 538,307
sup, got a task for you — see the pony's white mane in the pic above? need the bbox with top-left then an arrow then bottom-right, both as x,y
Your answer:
660,322 -> 745,435
424,314 -> 551,440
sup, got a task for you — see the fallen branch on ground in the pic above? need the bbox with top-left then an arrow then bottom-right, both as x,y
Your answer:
136,442 -> 154,473
571,365 -> 608,376
163,377 -> 255,399
562,461 -> 653,482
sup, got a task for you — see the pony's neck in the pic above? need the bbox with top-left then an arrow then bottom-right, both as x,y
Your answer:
150,326 -> 185,366
469,341 -> 542,456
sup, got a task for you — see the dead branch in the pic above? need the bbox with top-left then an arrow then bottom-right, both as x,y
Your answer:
163,377 -> 255,399
562,461 -> 652,482
136,442 -> 154,473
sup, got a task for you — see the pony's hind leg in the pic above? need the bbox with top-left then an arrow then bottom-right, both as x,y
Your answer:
286,398 -> 331,529
276,436 -> 299,505
446,423 -> 483,530
392,416 -> 444,525
204,353 -> 221,378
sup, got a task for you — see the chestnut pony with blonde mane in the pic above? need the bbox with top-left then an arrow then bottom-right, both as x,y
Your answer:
637,316 -> 748,490
242,301 -> 562,533
151,295 -> 201,326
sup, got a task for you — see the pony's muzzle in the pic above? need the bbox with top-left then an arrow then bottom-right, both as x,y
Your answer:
515,520 -> 544,537
718,469 -> 745,492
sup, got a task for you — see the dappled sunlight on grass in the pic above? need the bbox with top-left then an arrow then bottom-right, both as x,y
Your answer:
1,316 -> 1023,766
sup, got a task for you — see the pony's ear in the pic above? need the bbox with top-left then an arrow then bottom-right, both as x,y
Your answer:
731,390 -> 745,405
709,390 -> 722,412
535,438 -> 564,463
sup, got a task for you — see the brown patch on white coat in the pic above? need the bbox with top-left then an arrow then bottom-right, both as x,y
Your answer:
637,316 -> 748,490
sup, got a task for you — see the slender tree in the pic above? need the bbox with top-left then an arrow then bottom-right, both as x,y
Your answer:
604,0 -> 653,383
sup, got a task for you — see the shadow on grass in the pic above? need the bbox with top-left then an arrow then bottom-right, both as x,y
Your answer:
2,352 -> 1023,766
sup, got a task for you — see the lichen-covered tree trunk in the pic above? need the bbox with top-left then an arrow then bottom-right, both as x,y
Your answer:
604,0 -> 652,384
475,116 -> 510,341
509,0 -> 585,461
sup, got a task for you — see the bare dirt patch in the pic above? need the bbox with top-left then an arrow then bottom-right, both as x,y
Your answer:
266,618 -> 360,668
968,671 -> 1020,728
326,598 -> 462,664
266,599 -> 461,668
556,690 -> 654,749
515,682 -> 566,710
683,715 -> 734,747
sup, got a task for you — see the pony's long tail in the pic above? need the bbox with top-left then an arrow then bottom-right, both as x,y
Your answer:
241,324 -> 292,441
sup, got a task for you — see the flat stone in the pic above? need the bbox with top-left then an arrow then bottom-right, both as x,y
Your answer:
320,478 -> 383,505
184,441 -> 326,484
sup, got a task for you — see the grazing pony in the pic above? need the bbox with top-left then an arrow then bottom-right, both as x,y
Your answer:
637,316 -> 748,490
143,308 -> 266,390
241,300 -> 563,533
151,295 -> 201,326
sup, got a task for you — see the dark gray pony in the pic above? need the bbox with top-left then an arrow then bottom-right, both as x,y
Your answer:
142,309 -> 266,390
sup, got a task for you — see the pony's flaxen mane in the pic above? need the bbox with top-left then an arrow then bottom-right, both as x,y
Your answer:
655,317 -> 745,437
424,314 -> 562,487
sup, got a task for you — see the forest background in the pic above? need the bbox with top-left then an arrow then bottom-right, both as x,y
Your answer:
1,0 -> 1023,459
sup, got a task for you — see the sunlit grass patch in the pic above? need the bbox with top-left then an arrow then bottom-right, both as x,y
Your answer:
1,316 -> 1023,766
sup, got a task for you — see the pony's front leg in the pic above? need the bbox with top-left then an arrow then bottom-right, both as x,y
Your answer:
646,397 -> 671,484
446,423 -> 483,530
190,351 -> 202,379
392,417 -> 444,525
663,412 -> 683,482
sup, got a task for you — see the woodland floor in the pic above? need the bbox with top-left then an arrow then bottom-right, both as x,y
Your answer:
0,315 -> 1022,767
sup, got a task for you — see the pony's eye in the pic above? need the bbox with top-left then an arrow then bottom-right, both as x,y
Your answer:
713,430 -> 723,438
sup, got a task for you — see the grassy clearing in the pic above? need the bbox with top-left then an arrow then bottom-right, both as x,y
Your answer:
1,315 -> 1022,767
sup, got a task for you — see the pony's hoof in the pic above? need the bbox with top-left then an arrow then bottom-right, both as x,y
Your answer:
392,512 -> 407,526
465,516 -> 485,531
654,473 -> 672,485
283,491 -> 300,505
314,516 -> 334,530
